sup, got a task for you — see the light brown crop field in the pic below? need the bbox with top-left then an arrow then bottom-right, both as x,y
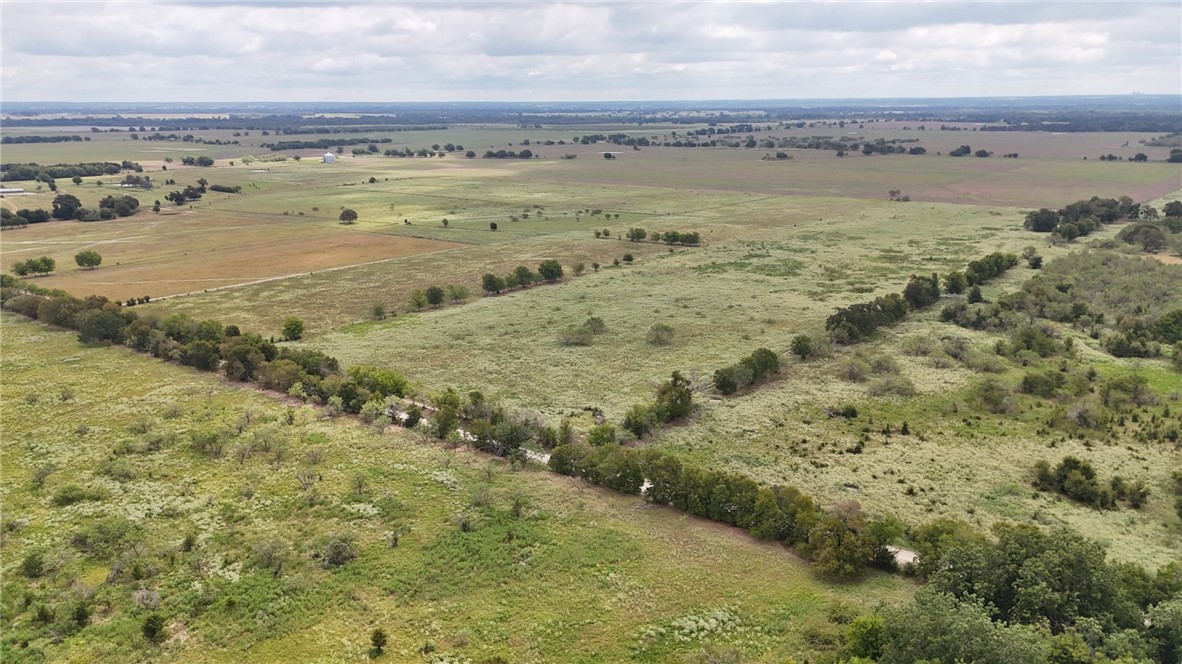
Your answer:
0,209 -> 461,303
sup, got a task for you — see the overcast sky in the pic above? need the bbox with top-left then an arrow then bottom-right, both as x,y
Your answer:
2,1 -> 1179,102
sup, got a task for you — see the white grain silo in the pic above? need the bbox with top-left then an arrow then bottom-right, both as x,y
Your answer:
322,152 -> 336,164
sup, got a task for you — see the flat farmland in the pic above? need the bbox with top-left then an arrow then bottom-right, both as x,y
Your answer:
0,209 -> 460,302
530,144 -> 1182,208
305,196 -> 1062,417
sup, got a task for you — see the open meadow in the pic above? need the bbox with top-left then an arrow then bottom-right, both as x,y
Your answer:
0,314 -> 913,663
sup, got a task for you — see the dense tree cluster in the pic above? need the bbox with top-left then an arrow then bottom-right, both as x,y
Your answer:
10,256 -> 55,277
1034,456 -> 1149,509
165,186 -> 204,205
1024,196 -> 1142,240
874,523 -> 1181,663
0,207 -> 51,229
482,149 -> 533,159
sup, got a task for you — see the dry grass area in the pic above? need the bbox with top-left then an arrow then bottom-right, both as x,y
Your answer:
0,210 -> 460,302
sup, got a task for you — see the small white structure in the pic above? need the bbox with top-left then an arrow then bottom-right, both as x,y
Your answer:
322,152 -> 336,164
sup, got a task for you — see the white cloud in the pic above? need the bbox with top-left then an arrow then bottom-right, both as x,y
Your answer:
0,1 -> 1178,101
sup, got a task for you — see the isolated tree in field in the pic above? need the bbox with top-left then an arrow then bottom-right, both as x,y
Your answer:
425,285 -> 445,307
71,176 -> 83,185
489,222 -> 497,231
338,209 -> 358,224
623,253 -> 634,264
74,250 -> 102,269
371,628 -> 388,656
281,317 -> 305,341
537,260 -> 563,282
572,262 -> 585,276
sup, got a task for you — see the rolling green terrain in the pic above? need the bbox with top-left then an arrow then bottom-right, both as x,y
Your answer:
2,116 -> 1181,663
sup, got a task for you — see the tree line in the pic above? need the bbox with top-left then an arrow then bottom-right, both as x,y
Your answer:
0,283 -> 411,418
260,137 -> 394,152
1,135 -> 85,144
1,161 -> 141,182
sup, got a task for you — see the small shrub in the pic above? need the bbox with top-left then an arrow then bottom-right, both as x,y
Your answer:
320,532 -> 358,568
142,613 -> 166,642
646,323 -> 674,346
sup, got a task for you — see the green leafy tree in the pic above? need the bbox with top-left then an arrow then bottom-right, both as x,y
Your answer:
513,265 -> 535,287
74,250 -> 102,269
881,590 -> 1048,664
537,259 -> 564,282
51,193 -> 82,220
338,208 -> 358,224
371,628 -> 388,657
410,290 -> 428,310
282,317 -> 305,341
481,273 -> 505,294
586,424 -> 617,446
944,270 -> 968,294
425,285 -> 445,307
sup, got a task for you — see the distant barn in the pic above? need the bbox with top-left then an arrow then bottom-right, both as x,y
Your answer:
322,152 -> 336,164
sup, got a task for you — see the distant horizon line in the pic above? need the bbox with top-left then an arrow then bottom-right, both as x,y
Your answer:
3,93 -> 1180,108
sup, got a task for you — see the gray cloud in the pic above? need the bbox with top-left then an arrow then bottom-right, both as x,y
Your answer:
1,1 -> 1178,101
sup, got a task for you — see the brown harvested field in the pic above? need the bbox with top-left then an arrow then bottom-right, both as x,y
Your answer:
0,210 -> 460,302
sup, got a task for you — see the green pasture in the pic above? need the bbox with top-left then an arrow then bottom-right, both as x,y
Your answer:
0,314 -> 913,663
